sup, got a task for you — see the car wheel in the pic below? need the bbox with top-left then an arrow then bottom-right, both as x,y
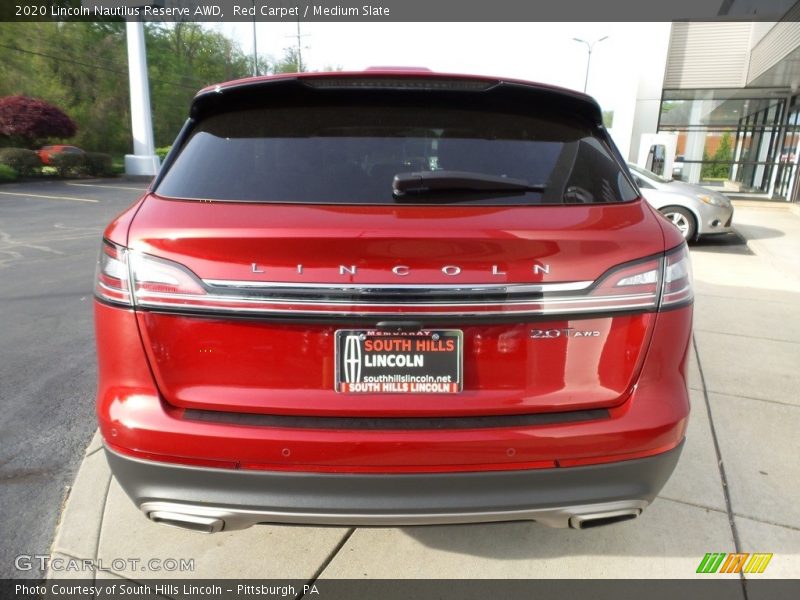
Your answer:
660,206 -> 697,241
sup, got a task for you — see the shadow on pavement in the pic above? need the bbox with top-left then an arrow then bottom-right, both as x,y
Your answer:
732,224 -> 785,241
398,521 -> 608,560
691,232 -> 753,255
394,501 -> 720,561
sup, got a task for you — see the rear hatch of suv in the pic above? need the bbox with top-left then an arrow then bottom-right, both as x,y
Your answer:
118,73 -> 668,419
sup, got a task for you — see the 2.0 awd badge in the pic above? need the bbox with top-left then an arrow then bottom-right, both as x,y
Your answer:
531,328 -> 600,339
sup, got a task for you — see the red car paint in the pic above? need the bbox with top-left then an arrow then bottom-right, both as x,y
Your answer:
96,300 -> 690,472
94,70 -> 692,527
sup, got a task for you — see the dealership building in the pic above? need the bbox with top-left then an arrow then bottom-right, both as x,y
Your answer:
626,6 -> 800,202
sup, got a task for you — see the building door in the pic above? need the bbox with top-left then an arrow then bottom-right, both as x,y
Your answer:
775,108 -> 800,201
735,102 -> 783,194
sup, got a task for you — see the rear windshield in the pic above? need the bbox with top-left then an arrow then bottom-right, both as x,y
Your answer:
156,104 -> 637,205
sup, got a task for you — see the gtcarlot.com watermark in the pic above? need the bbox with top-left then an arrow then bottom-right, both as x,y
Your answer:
15,554 -> 195,573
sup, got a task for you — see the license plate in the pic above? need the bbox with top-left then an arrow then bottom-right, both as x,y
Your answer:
334,329 -> 463,393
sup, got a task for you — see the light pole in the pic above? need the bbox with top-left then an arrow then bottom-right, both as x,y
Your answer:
573,36 -> 608,93
251,1 -> 259,76
124,17 -> 160,176
286,14 -> 310,72
295,17 -> 304,72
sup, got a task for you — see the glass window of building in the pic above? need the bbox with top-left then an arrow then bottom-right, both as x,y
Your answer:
657,88 -> 800,199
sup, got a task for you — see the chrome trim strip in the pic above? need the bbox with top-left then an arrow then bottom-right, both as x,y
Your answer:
140,499 -> 648,530
135,299 -> 657,317
138,291 -> 655,306
132,266 -> 666,317
203,279 -> 595,294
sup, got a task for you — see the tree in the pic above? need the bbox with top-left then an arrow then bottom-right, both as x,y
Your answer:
268,48 -> 303,74
701,131 -> 733,179
0,22 -> 259,153
0,22 -> 131,153
143,23 -> 253,146
0,95 -> 76,148
712,131 -> 733,177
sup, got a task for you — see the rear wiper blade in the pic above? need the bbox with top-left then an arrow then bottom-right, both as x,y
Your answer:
392,171 -> 546,197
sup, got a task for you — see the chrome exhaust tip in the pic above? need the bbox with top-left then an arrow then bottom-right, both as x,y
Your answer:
148,510 -> 224,533
569,508 -> 641,529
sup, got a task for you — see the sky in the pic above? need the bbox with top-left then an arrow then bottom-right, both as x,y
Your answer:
213,21 -> 670,120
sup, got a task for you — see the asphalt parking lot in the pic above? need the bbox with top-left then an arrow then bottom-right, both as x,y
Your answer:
0,179 -> 148,579
2,180 -> 799,588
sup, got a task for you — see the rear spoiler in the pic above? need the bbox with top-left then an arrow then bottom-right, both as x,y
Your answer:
188,72 -> 604,128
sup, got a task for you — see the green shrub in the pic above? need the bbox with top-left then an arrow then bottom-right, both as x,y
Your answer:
0,148 -> 41,176
155,146 -> 171,161
50,152 -> 88,178
111,157 -> 124,175
84,152 -> 114,177
0,163 -> 17,182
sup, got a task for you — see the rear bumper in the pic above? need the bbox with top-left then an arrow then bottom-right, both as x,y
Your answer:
96,302 -> 693,471
107,441 -> 683,531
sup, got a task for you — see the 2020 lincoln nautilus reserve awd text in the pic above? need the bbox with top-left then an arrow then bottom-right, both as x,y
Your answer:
94,70 -> 693,532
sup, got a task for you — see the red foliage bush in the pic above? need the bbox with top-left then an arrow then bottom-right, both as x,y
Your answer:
0,96 -> 77,144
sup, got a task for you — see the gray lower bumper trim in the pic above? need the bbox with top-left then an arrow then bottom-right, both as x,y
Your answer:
106,442 -> 683,530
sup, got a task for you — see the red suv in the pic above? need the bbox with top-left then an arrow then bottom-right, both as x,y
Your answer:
94,71 -> 692,532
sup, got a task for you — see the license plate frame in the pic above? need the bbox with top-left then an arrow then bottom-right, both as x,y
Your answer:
334,329 -> 463,394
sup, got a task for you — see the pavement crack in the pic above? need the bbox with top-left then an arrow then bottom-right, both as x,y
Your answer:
92,473 -> 114,587
693,328 -> 800,345
693,334 -> 748,600
657,495 -> 727,514
297,528 -> 356,599
96,569 -> 178,600
695,292 -> 798,305
701,390 -> 800,410
84,445 -> 104,458
731,513 -> 800,533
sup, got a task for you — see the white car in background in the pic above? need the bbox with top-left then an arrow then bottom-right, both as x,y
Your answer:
628,163 -> 734,242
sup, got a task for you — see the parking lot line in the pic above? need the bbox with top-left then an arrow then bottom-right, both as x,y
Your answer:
67,183 -> 147,192
0,191 -> 98,203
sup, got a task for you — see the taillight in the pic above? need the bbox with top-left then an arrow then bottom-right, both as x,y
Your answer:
95,241 -> 131,305
95,240 -> 208,308
579,244 -> 693,312
129,253 -> 207,302
661,245 -> 694,307
588,256 -> 662,312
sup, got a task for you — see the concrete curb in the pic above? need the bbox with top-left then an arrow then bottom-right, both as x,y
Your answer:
47,431 -> 111,579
